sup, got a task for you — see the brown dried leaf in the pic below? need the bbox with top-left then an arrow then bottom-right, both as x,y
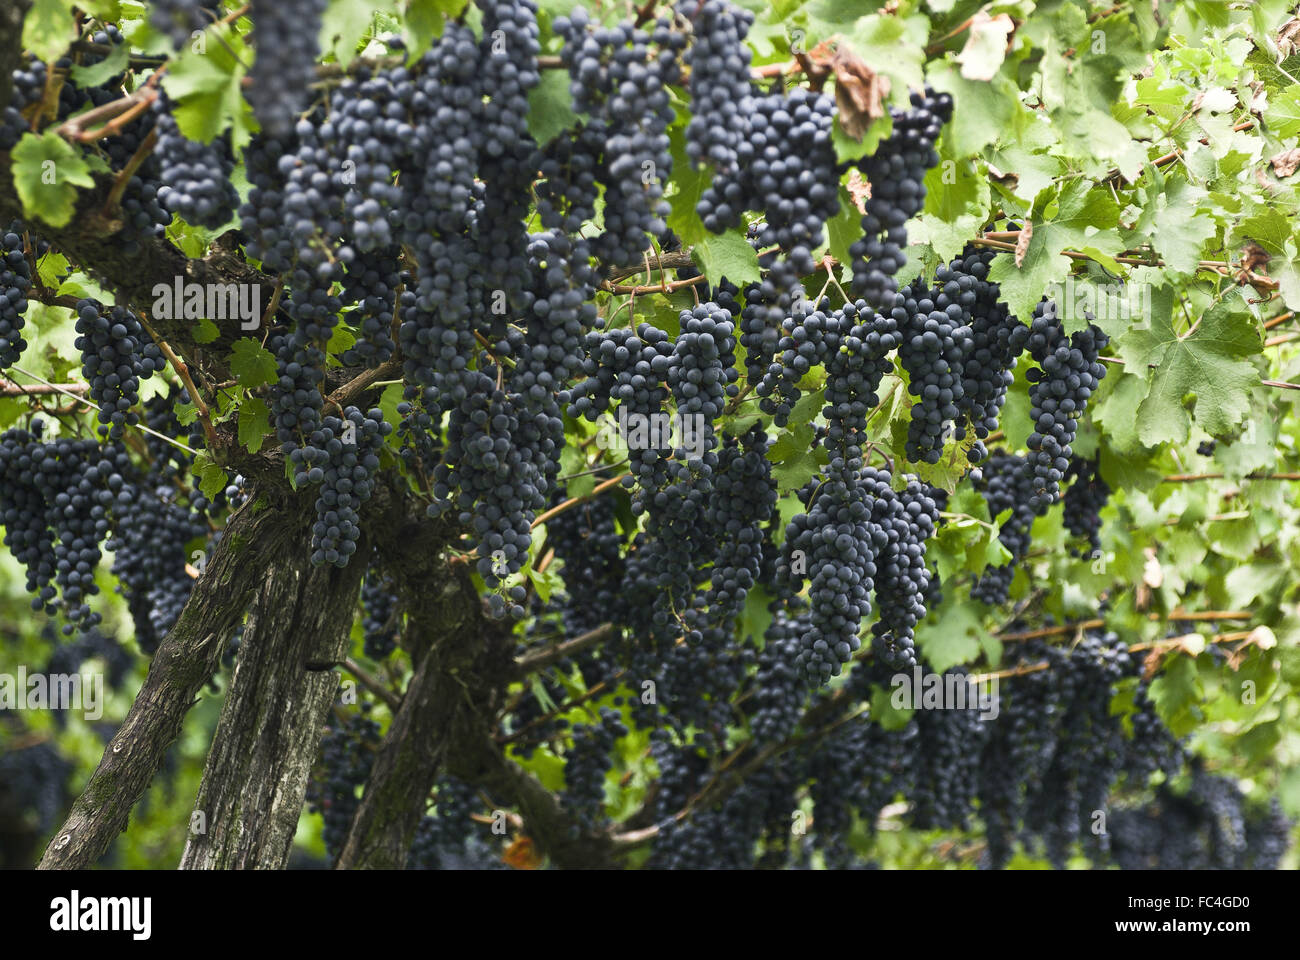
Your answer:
1014,219 -> 1032,267
1142,546 -> 1163,588
504,835 -> 542,870
847,168 -> 871,213
1277,17 -> 1300,57
1270,148 -> 1300,178
1240,241 -> 1270,274
1141,647 -> 1165,682
832,45 -> 891,140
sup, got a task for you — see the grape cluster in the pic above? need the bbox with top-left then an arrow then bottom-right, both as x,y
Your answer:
1062,455 -> 1109,555
738,264 -> 802,387
757,296 -> 893,429
1024,300 -> 1108,508
547,492 -> 626,637
704,427 -> 777,617
821,299 -> 898,457
1108,770 -> 1292,870
305,708 -> 382,864
553,9 -> 684,269
749,607 -> 811,745
869,480 -> 940,669
568,323 -> 675,495
563,707 -> 628,827
0,57 -> 45,151
475,1 -> 543,313
909,669 -> 990,830
849,88 -> 953,308
686,2 -> 759,171
0,734 -> 72,864
246,0 -> 327,138
42,624 -> 134,700
74,299 -> 164,440
0,427 -> 123,633
892,275 -> 975,463
512,230 -> 599,404
685,1 -> 754,175
1122,672 -> 1183,786
0,227 -> 31,368
777,460 -> 887,681
669,301 -> 740,433
339,247 -> 401,368
951,248 -> 1029,463
308,407 -> 391,568
148,0 -> 222,50
970,451 -> 1044,606
407,777 -> 506,870
1022,632 -> 1129,866
360,563 -> 400,660
152,95 -> 239,228
699,89 -> 840,273
107,477 -> 209,654
431,371 -> 551,601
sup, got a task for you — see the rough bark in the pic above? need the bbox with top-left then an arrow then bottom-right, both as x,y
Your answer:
179,547 -> 369,869
336,554 -> 622,869
37,498 -> 293,869
335,558 -> 510,869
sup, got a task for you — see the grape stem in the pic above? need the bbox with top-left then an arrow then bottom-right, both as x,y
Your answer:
512,623 -> 620,678
530,473 -> 631,530
4,364 -> 200,455
137,311 -> 219,448
999,610 -> 1253,642
343,658 -> 402,712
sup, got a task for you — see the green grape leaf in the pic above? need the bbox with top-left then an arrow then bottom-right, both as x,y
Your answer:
987,180 -> 1124,325
667,123 -> 712,248
9,131 -> 97,229
23,0 -> 76,63
68,42 -> 129,89
826,185 -> 862,268
320,0 -> 388,68
528,564 -> 564,605
403,0 -> 447,61
197,459 -> 230,502
925,61 -> 1020,157
35,252 -> 70,290
194,318 -> 220,344
1264,85 -> 1300,138
326,324 -> 357,366
238,397 -> 271,455
1147,655 -> 1204,738
870,684 -> 915,732
162,26 -> 251,145
527,68 -> 578,145
174,401 -> 199,427
916,601 -> 982,674
831,114 -> 892,166
693,230 -> 760,290
229,338 -> 279,388
1116,298 -> 1261,445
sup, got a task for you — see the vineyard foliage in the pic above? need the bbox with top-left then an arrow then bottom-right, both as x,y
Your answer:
0,0 -> 1299,870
